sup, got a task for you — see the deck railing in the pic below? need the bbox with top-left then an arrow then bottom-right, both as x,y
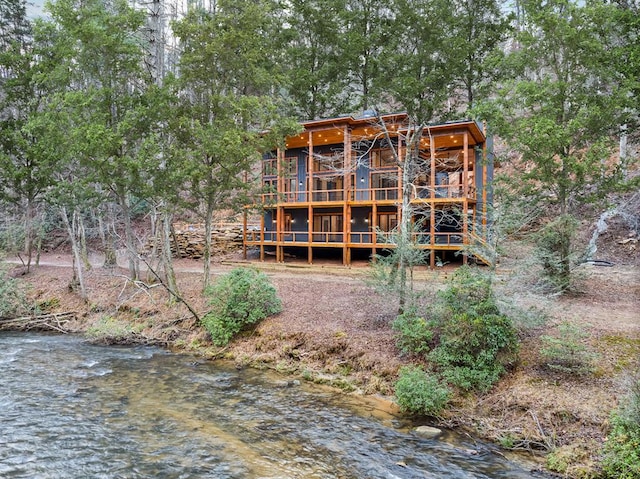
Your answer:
260,185 -> 477,204
246,230 -> 465,246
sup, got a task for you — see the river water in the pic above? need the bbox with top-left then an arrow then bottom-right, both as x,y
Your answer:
0,332 -> 540,479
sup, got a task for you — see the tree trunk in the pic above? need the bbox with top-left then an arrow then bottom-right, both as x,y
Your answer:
23,197 -> 34,273
397,127 -> 422,314
78,211 -> 91,271
98,205 -> 117,268
60,206 -> 88,302
162,210 -> 179,303
202,203 -> 215,290
117,192 -> 140,280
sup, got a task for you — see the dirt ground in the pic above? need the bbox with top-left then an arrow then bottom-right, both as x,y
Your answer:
5,236 -> 640,477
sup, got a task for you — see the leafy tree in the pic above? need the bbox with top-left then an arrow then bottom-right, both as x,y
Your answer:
379,0 -> 459,122
41,0 -> 156,281
340,0 -> 391,112
282,0 -> 353,120
479,0 -> 635,291
366,0 -> 502,310
449,0 -> 513,109
171,0 -> 299,288
0,0 -> 30,52
0,0 -> 51,270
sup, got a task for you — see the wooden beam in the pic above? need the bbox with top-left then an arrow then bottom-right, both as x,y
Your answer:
259,213 -> 265,261
242,208 -> 247,260
308,204 -> 313,264
463,132 -> 469,265
482,122 -> 488,237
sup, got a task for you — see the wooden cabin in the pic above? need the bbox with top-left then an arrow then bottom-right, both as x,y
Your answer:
243,113 -> 493,267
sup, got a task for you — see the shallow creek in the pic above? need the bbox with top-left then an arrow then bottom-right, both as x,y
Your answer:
0,332 -> 540,478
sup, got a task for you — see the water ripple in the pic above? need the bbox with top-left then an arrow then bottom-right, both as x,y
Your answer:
0,332 -> 538,479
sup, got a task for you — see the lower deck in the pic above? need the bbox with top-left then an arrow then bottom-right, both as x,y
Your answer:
243,200 -> 486,267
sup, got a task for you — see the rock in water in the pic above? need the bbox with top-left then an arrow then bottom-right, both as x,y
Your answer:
414,425 -> 442,439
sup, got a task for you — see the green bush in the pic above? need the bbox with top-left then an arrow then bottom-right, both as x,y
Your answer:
392,266 -> 520,393
535,214 -> 579,292
601,375 -> 640,479
395,365 -> 451,417
428,311 -> 519,392
540,321 -> 598,375
437,265 -> 499,316
392,307 -> 434,355
202,268 -> 282,346
0,263 -> 30,318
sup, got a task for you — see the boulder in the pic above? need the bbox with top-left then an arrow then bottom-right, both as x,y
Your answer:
414,425 -> 442,439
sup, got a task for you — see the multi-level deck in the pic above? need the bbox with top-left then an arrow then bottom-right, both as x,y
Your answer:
243,113 -> 493,267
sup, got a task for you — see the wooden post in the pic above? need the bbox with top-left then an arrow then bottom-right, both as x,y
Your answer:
259,214 -> 265,261
242,207 -> 247,260
308,204 -> 313,264
276,148 -> 282,263
344,203 -> 350,266
372,201 -> 378,259
277,205 -> 284,263
344,124 -> 351,266
430,132 -> 436,269
482,122 -> 488,238
308,130 -> 314,263
463,131 -> 469,265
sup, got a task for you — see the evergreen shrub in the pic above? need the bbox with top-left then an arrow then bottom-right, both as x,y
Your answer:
0,262 -> 29,318
392,307 -> 435,355
202,268 -> 282,346
539,321 -> 597,375
535,214 -> 579,292
428,310 -> 519,392
393,266 -> 519,393
601,374 -> 640,479
395,365 -> 451,416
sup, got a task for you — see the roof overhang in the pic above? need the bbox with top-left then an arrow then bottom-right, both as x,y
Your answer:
283,114 -> 486,150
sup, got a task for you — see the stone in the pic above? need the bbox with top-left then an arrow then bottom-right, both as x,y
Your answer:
414,425 -> 442,439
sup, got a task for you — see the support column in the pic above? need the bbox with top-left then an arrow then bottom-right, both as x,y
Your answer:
307,130 -> 314,264
482,123 -> 488,238
276,148 -> 283,263
277,205 -> 284,263
372,202 -> 378,259
343,124 -> 351,267
242,208 -> 247,260
429,131 -> 436,269
463,131 -> 469,265
343,203 -> 350,266
308,204 -> 313,264
259,214 -> 265,261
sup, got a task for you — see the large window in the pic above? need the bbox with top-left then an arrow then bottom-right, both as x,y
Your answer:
313,176 -> 344,201
313,152 -> 344,172
262,178 -> 277,202
377,213 -> 398,231
370,148 -> 396,169
263,158 -> 277,176
284,157 -> 298,175
313,214 -> 343,242
371,173 -> 398,200
282,177 -> 298,201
